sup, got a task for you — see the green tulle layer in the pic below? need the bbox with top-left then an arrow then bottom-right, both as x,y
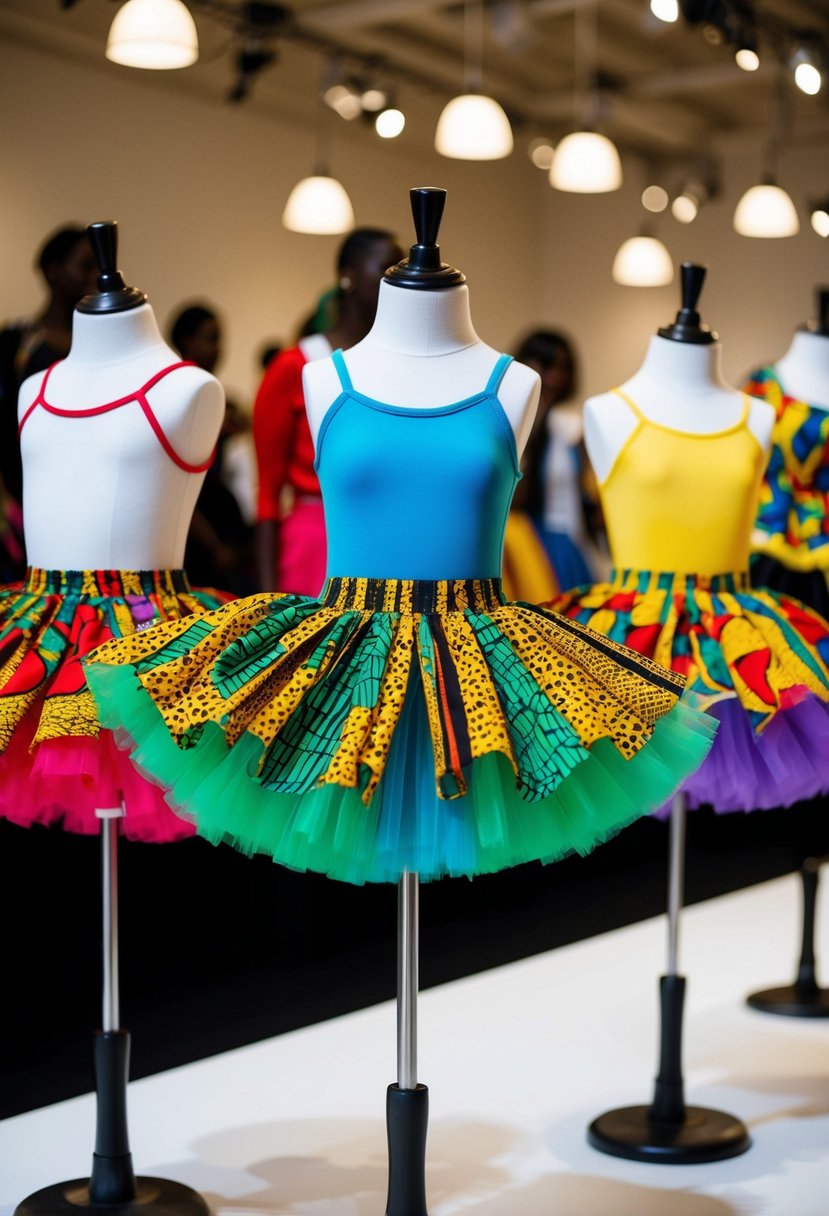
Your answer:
87,659 -> 715,884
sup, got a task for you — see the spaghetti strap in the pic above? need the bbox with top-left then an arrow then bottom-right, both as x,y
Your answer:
16,358 -> 214,473
18,363 -> 60,433
331,349 -> 353,392
599,391 -> 647,489
137,395 -> 215,473
611,387 -> 646,420
485,354 -> 513,396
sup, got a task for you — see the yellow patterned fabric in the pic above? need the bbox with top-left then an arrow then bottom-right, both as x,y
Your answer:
83,575 -> 717,881
87,576 -> 686,804
744,365 -> 829,572
0,567 -> 232,840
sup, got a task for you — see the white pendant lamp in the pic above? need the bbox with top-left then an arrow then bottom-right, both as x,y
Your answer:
282,175 -> 354,235
435,0 -> 513,160
550,2 -> 622,193
612,236 -> 673,287
550,131 -> 622,192
107,0 -> 198,70
435,94 -> 513,159
733,182 -> 799,237
283,93 -> 354,235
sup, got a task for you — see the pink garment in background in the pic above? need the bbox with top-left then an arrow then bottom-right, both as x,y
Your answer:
276,498 -> 327,597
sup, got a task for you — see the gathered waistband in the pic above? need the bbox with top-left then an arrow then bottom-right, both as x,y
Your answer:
24,568 -> 192,598
610,569 -> 751,595
319,576 -> 506,613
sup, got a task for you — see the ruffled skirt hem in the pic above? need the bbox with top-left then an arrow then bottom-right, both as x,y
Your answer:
87,658 -> 715,883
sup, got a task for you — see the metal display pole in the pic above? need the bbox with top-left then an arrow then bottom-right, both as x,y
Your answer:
747,855 -> 829,1017
587,794 -> 751,1164
385,870 -> 429,1216
15,806 -> 209,1216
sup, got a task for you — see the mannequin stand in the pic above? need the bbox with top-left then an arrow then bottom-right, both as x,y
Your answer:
15,809 -> 209,1216
385,870 -> 429,1216
747,855 -> 829,1017
587,795 -> 750,1164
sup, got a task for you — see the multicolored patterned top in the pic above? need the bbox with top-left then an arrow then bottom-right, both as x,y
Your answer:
744,365 -> 829,572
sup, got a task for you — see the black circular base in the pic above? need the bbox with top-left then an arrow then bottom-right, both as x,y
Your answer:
588,1104 -> 751,1165
15,1178 -> 210,1216
747,984 -> 829,1018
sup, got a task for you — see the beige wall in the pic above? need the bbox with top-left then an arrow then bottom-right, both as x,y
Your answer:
0,34 -> 545,406
1,29 -> 826,409
536,136 -> 829,397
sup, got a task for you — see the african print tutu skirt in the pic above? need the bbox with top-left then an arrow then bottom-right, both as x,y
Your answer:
0,568 -> 231,840
553,569 -> 829,813
84,575 -> 714,884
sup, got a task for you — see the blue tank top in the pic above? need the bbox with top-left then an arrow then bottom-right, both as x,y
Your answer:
315,349 -> 521,580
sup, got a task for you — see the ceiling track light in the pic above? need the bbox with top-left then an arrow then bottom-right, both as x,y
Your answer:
734,10 -> 760,73
642,183 -> 669,213
375,106 -> 405,138
227,42 -> 277,102
528,137 -> 556,171
650,0 -> 679,24
789,39 -> 824,96
683,2 -> 829,99
669,159 -> 720,224
810,200 -> 829,238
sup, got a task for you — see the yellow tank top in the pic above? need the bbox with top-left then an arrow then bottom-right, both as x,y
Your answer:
600,390 -> 766,576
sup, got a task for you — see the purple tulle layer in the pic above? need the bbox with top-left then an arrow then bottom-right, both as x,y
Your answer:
663,692 -> 829,814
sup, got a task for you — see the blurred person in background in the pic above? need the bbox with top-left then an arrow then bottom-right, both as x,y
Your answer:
169,303 -> 255,595
253,227 -> 403,595
511,329 -> 603,591
0,226 -> 97,576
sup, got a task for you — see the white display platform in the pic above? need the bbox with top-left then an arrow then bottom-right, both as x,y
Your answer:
2,873 -> 828,1215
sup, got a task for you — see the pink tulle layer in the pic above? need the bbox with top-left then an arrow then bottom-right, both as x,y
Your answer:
0,716 -> 193,841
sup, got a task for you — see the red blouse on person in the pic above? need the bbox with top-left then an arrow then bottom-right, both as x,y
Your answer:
253,343 -> 323,522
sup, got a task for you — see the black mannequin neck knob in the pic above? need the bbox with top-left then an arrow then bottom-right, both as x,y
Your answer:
658,262 -> 716,345
411,187 -> 445,249
805,286 -> 829,337
77,221 -> 147,315
384,187 -> 466,291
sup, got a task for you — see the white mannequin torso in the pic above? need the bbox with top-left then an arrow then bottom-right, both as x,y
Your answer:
773,331 -> 829,410
584,335 -> 773,484
303,281 -> 539,458
20,303 -> 224,570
